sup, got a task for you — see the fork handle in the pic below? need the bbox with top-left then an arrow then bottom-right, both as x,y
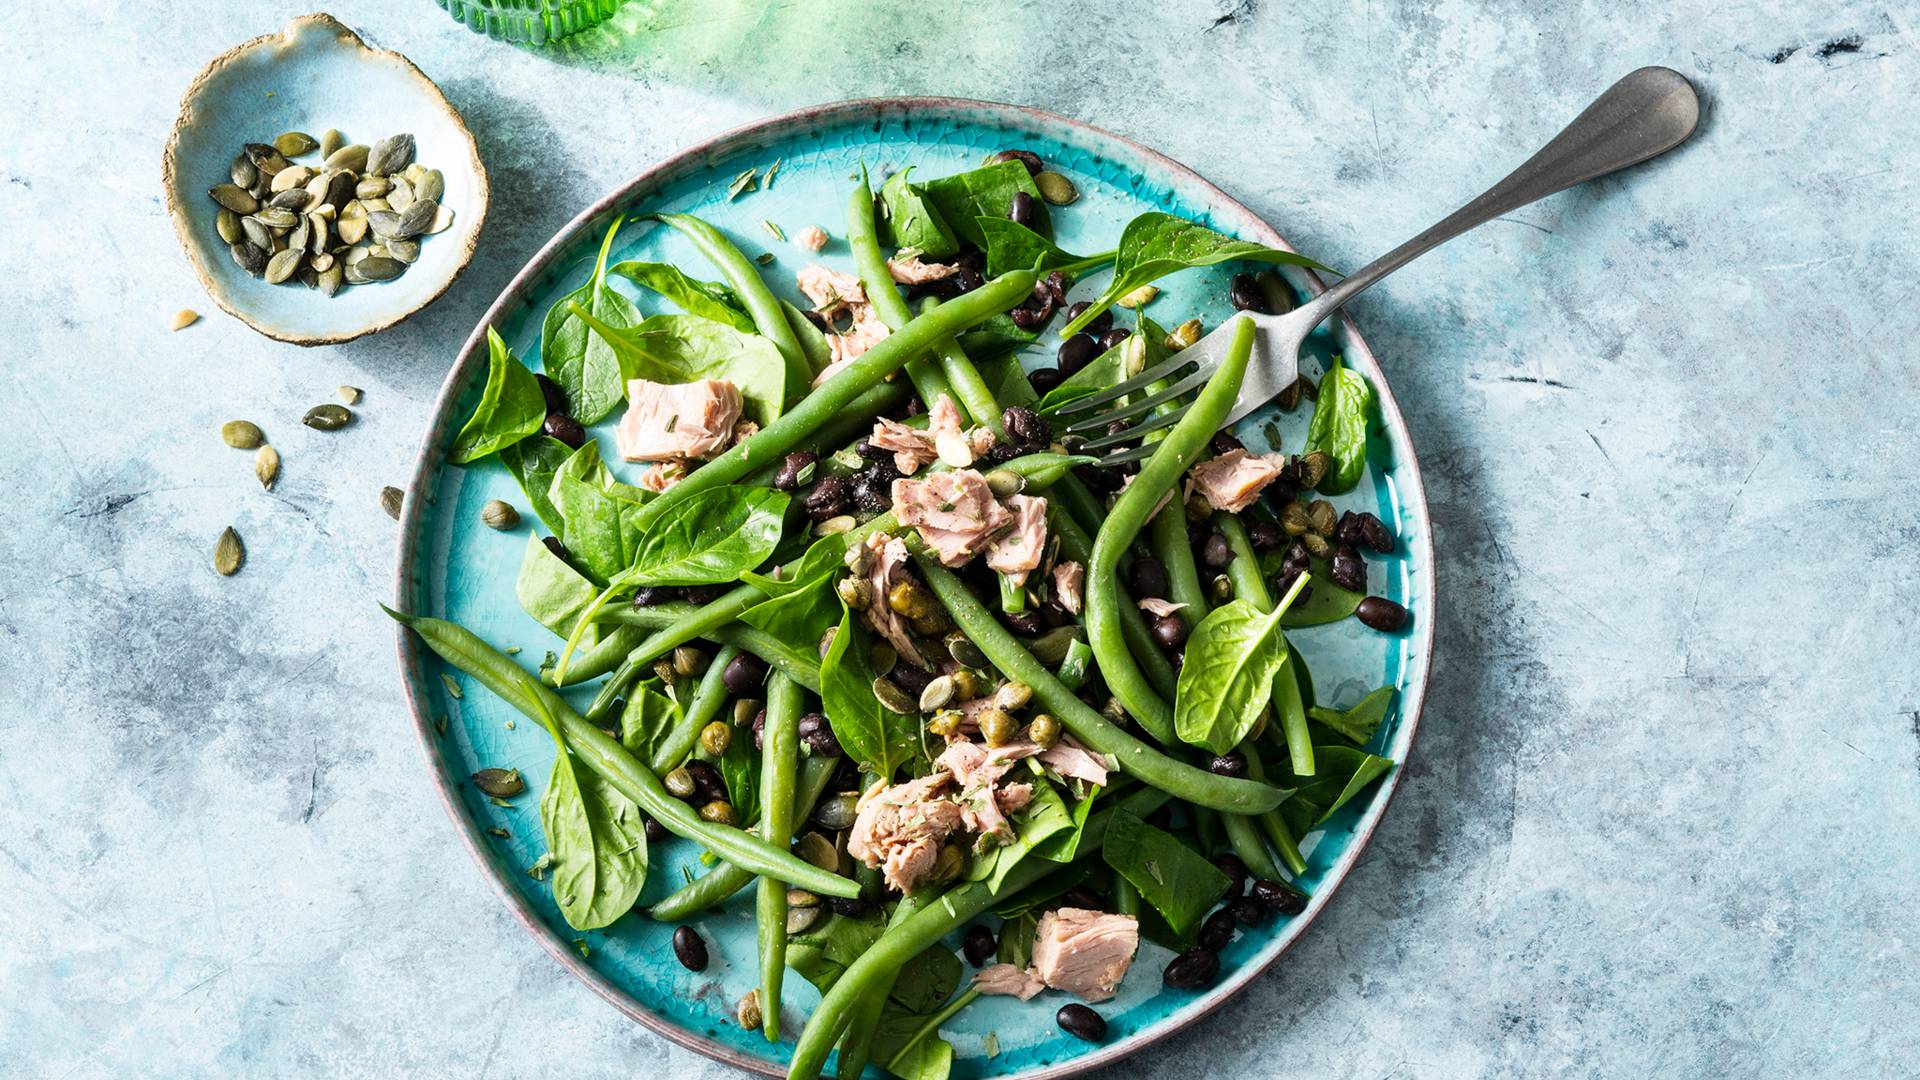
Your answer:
1292,66 -> 1699,330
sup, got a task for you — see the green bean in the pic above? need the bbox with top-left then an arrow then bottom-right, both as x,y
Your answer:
742,381 -> 911,485
786,788 -> 1170,1080
835,888 -> 933,1080
646,755 -> 837,920
845,175 -> 957,411
647,644 -> 737,774
646,212 -> 810,402
912,553 -> 1284,815
782,299 -> 833,373
1216,514 -> 1315,777
1087,317 -> 1256,743
386,608 -> 858,899
1153,507 -> 1211,628
546,605 -> 697,688
915,297 -> 1007,437
1112,876 -> 1142,919
1223,806 -> 1285,882
1193,803 -> 1223,854
758,673 -> 802,1041
1244,751 -> 1307,877
1050,506 -> 1178,701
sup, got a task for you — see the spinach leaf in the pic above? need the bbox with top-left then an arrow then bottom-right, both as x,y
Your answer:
608,260 -> 754,331
1279,746 -> 1394,835
885,1032 -> 953,1080
783,299 -> 833,374
740,571 -> 840,645
977,217 -> 1093,278
1173,599 -> 1291,755
991,861 -> 1095,918
1279,560 -> 1365,627
969,779 -> 1075,893
879,167 -> 959,258
718,718 -> 760,823
528,691 -> 647,931
744,530 -> 852,597
1059,212 -> 1337,338
1101,809 -> 1231,936
788,913 -> 884,993
920,161 -> 1044,248
499,435 -> 575,535
618,677 -> 683,769
1303,357 -> 1375,494
1030,781 -> 1099,863
956,316 -> 1040,367
449,327 -> 546,464
542,219 -> 643,425
819,605 -> 919,779
1308,686 -> 1395,746
974,351 -> 1039,405
514,533 -> 605,638
1036,333 -> 1138,413
573,309 -> 787,428
620,485 -> 788,586
546,441 -> 651,584
890,943 -> 962,1014
996,911 -> 1037,968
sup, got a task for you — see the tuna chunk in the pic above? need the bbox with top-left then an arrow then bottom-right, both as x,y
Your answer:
1053,560 -> 1085,615
869,417 -> 940,475
1117,471 -> 1175,522
847,773 -> 964,893
615,379 -> 742,462
798,264 -> 892,376
1039,734 -> 1109,787
927,395 -> 993,468
888,255 -> 960,285
862,534 -> 925,668
1136,597 -> 1188,618
936,738 -> 1044,847
986,494 -> 1048,585
1030,908 -> 1139,1003
891,470 -> 1013,566
636,461 -> 687,492
1187,449 -> 1289,513
974,963 -> 1045,1001
796,224 -> 829,252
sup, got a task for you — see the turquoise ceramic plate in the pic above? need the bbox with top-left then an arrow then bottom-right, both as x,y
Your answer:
393,99 -> 1433,1078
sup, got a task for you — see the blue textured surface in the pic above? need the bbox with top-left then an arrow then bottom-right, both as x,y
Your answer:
2,2 -> 1915,1077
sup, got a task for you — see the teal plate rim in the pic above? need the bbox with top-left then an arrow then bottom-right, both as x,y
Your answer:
392,97 -> 1435,1078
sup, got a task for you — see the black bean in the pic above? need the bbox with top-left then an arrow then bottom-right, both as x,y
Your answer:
1229,271 -> 1268,314
1247,519 -> 1285,552
1207,752 -> 1247,778
1212,853 -> 1248,897
800,306 -> 833,331
1151,614 -> 1188,649
1251,879 -> 1306,915
1002,406 -> 1051,450
1199,906 -> 1238,952
991,149 -> 1044,176
750,707 -> 767,751
1144,802 -> 1175,830
1001,608 -> 1045,636
1162,947 -> 1221,990
1058,333 -> 1101,375
980,439 -> 1020,465
802,475 -> 850,520
849,473 -> 891,514
1097,327 -> 1131,351
1066,301 -> 1114,337
1329,544 -> 1367,593
963,924 -> 997,966
541,536 -> 573,565
684,760 -> 725,804
1356,596 -> 1408,631
1029,367 -> 1064,395
672,925 -> 709,971
641,812 -> 670,843
798,712 -> 841,757
904,397 -> 927,417
1008,191 -> 1042,230
1073,462 -> 1122,493
1057,1003 -> 1107,1043
952,266 -> 985,294
1335,510 -> 1396,553
773,450 -> 816,491
1201,531 -> 1234,570
1212,430 -> 1244,454
534,373 -> 570,415
681,584 -> 725,605
1009,299 -> 1051,330
630,586 -> 675,608
721,652 -> 768,695
542,413 -> 586,449
1230,895 -> 1270,926
1131,556 -> 1170,599
854,437 -> 891,462
1044,272 -> 1068,309
1105,420 -> 1134,444
889,664 -> 933,695
1063,885 -> 1106,911
828,896 -> 871,917
1281,540 -> 1313,577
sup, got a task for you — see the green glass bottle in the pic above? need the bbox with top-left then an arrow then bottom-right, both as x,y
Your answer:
436,0 -> 626,45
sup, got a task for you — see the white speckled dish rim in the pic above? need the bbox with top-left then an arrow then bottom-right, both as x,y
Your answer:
392,98 -> 1434,1079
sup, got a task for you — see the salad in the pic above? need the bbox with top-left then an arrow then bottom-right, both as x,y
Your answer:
392,147 -> 1408,1080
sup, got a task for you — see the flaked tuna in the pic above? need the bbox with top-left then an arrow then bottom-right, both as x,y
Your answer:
928,395 -> 993,468
891,470 -> 1013,566
1136,597 -> 1188,618
862,534 -> 924,668
974,963 -> 1045,1001
888,255 -> 960,285
986,494 -> 1048,585
636,461 -> 687,492
869,417 -> 940,475
798,264 -> 891,376
795,224 -> 828,252
1039,733 -> 1109,787
616,378 -> 742,462
847,772 -> 965,893
1052,560 -> 1085,614
936,738 -> 1044,847
1187,449 -> 1289,513
1030,908 -> 1139,1002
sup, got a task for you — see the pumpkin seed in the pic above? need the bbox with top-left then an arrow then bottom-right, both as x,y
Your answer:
255,207 -> 297,229
471,768 -> 525,798
426,204 -> 455,234
213,527 -> 244,576
308,252 -> 334,273
170,309 -> 200,331
230,153 -> 257,189
869,641 -> 897,676
323,170 -> 357,209
304,170 -> 330,200
319,128 -> 344,159
360,197 -> 391,213
785,905 -> 823,935
239,215 -> 271,249
918,674 -> 956,712
386,238 -> 420,264
304,403 -> 353,431
481,499 -> 520,530
1035,171 -> 1078,205
736,989 -> 763,1030
274,130 -> 317,157
367,133 -> 415,176
1117,284 -> 1160,308
341,262 -> 370,286
221,419 -> 264,448
267,189 -> 311,211
366,210 -> 402,239
336,214 -> 368,245
229,241 -> 267,276
356,256 -> 405,281
380,485 -> 403,520
286,215 -> 309,253
337,385 -> 361,404
317,265 -> 343,296
208,184 -> 258,214
214,208 -> 243,244
387,176 -> 414,212
815,514 -> 856,537
263,248 -> 303,284
244,143 -> 289,174
269,165 -> 312,193
872,676 -> 915,714
254,445 -> 280,490
307,214 -> 330,255
1166,318 -> 1203,350
355,176 -> 391,200
797,832 -> 839,872
984,469 -> 1026,497
441,672 -> 463,699
944,632 -> 988,669
325,143 -> 369,172
413,168 -> 444,204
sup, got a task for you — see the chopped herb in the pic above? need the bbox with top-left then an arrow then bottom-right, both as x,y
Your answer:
664,413 -> 679,433
700,850 -> 720,867
490,796 -> 514,808
504,719 -> 517,730
726,167 -> 757,201
573,938 -> 591,958
681,865 -> 696,885
487,827 -> 509,838
984,1032 -> 1000,1058
762,219 -> 786,242
434,715 -> 448,735
755,252 -> 776,266
504,645 -> 522,655
527,853 -> 555,880
763,157 -> 783,188
440,673 -> 463,699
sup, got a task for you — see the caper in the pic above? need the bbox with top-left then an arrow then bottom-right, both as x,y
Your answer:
786,904 -> 823,934
736,989 -> 763,1030
837,576 -> 873,610
930,844 -> 966,882
1301,532 -> 1331,558
872,676 -> 916,714
797,832 -> 840,872
652,658 -> 679,685
995,681 -> 1033,712
480,499 -> 520,530
927,709 -> 964,739
699,721 -> 732,757
673,645 -> 710,678
813,792 -> 859,831
950,669 -> 985,701
733,698 -> 762,726
1279,501 -> 1312,536
978,707 -> 1019,747
1295,450 -> 1331,490
1026,714 -> 1062,749
868,641 -> 897,677
1209,574 -> 1235,604
888,581 -> 920,615
698,799 -> 737,826
1100,697 -> 1128,724
919,675 -> 956,712
1184,493 -> 1212,523
1305,499 -> 1337,538
664,767 -> 697,799
909,612 -> 947,637
945,633 -> 987,669
842,541 -> 874,575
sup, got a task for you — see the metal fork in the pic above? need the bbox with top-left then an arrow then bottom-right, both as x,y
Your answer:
1058,66 -> 1702,464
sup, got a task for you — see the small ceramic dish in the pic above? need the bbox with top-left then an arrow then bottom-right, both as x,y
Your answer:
161,13 -> 488,346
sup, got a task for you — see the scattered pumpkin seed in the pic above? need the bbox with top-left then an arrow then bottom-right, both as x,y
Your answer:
413,168 -> 445,204
797,832 -> 839,872
944,632 -> 988,669
325,143 -> 370,172
1167,318 -> 1204,350
1034,171 -> 1078,205
367,133 -> 415,177
230,153 -> 257,189
441,672 -> 463,699
386,238 -> 421,265
239,215 -> 272,250
269,165 -> 312,193
387,176 -> 415,212
303,403 -> 352,431
427,204 -> 455,234
872,676 -> 916,714
274,130 -> 317,157
208,184 -> 258,214
984,469 -> 1026,497
815,514 -> 856,537
481,499 -> 520,530
170,308 -> 200,331
336,214 -> 368,245
785,904 -> 822,934
255,206 -> 298,229
736,989 -> 763,1030
919,674 -> 956,712
268,188 -> 311,212
215,208 -> 243,244
525,853 -> 555,880
221,420 -> 264,448
356,256 -> 405,282
319,128 -> 345,159
263,249 -> 303,284
1117,284 -> 1160,308
471,768 -> 525,797
229,240 -> 267,276
213,527 -> 244,576
396,197 -> 437,237
254,445 -> 280,490
380,485 -> 404,520
317,266 -> 343,296
245,143 -> 290,175
337,385 -> 362,405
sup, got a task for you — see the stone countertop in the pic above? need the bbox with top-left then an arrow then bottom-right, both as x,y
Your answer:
1,1 -> 1914,1076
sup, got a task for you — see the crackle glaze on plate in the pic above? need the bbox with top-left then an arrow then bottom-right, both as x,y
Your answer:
393,99 -> 1433,1079
161,13 -> 487,345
